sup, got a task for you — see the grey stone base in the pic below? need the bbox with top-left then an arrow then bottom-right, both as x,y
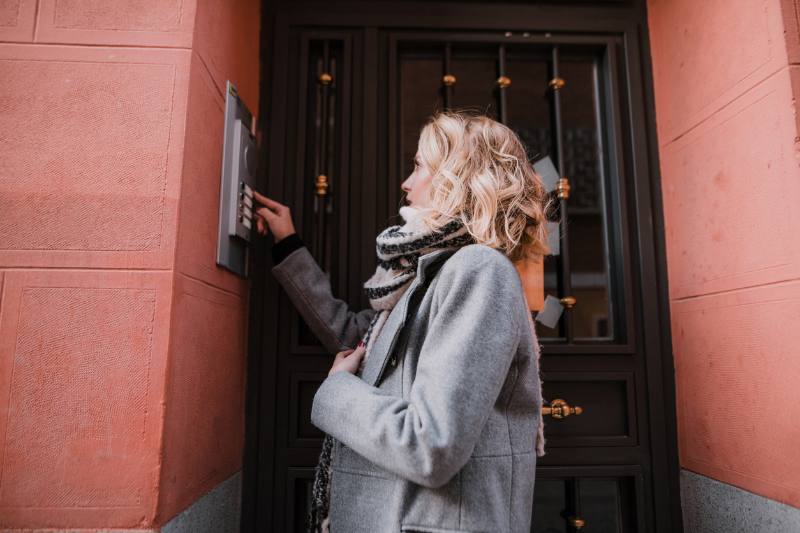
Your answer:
681,468 -> 800,532
161,470 -> 242,533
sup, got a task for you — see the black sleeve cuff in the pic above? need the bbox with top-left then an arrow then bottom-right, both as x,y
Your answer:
271,232 -> 305,264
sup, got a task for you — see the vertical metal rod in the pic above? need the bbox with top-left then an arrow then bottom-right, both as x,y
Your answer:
573,478 -> 583,532
315,40 -> 331,262
320,40 -> 331,184
326,55 -> 337,215
324,53 -> 337,271
563,477 -> 575,531
443,42 -> 453,110
564,477 -> 582,532
497,43 -> 507,124
309,46 -> 325,257
313,52 -> 323,194
551,45 -> 573,341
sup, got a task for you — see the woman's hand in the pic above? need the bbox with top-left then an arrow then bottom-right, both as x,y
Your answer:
328,342 -> 367,377
252,190 -> 297,242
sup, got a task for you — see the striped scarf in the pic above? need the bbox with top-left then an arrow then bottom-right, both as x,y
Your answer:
307,205 -> 474,533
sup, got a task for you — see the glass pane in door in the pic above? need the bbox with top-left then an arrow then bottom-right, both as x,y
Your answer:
580,478 -> 623,532
400,46 -> 445,181
505,48 -> 563,340
532,478 -> 568,533
532,476 -> 634,532
450,44 -> 498,119
559,58 -> 612,340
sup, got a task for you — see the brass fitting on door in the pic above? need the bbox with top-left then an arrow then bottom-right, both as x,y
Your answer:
549,76 -> 566,90
557,177 -> 571,199
315,174 -> 329,196
568,516 -> 586,529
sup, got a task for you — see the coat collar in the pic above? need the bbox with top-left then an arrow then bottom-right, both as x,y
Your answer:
413,247 -> 459,287
359,246 -> 460,386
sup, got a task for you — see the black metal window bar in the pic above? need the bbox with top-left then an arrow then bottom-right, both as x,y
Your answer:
311,40 -> 337,270
564,477 -> 586,532
545,45 -> 574,341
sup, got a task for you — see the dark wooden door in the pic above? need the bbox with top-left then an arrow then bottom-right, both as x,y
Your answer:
242,1 -> 682,532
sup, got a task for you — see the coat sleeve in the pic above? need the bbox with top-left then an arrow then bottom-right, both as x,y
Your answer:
271,245 -> 378,353
309,247 -> 523,488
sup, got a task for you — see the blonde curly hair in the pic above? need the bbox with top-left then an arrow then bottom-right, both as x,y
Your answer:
412,109 -> 554,263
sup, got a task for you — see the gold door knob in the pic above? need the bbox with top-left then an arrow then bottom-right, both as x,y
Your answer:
319,72 -> 333,85
560,295 -> 576,308
442,73 -> 457,86
542,398 -> 583,419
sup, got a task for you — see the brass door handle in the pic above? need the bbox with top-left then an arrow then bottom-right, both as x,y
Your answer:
542,398 -> 583,419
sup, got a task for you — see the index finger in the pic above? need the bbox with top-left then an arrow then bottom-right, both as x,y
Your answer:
252,190 -> 283,210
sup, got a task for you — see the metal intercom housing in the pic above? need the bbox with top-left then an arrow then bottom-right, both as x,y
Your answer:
216,80 -> 257,277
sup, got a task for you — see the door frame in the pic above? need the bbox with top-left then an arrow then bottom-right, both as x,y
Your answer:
243,1 -> 681,531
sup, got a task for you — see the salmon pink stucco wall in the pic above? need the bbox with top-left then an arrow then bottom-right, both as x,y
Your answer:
0,0 -> 260,529
647,0 -> 800,510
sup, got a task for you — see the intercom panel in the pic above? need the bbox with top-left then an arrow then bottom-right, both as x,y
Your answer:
216,81 -> 257,277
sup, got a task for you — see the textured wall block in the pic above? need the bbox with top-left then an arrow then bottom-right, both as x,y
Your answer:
0,269 -> 173,528
0,44 -> 190,270
648,0 -> 787,143
156,273 -> 246,524
671,280 -> 800,508
35,0 -> 196,47
0,0 -> 37,42
193,0 -> 260,115
174,51 -> 247,296
660,68 -> 800,300
649,0 -> 800,517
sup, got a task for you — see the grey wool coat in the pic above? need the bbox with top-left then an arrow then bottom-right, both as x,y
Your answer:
271,242 -> 543,533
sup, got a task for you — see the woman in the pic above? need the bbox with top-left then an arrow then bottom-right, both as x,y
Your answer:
253,110 -> 551,533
